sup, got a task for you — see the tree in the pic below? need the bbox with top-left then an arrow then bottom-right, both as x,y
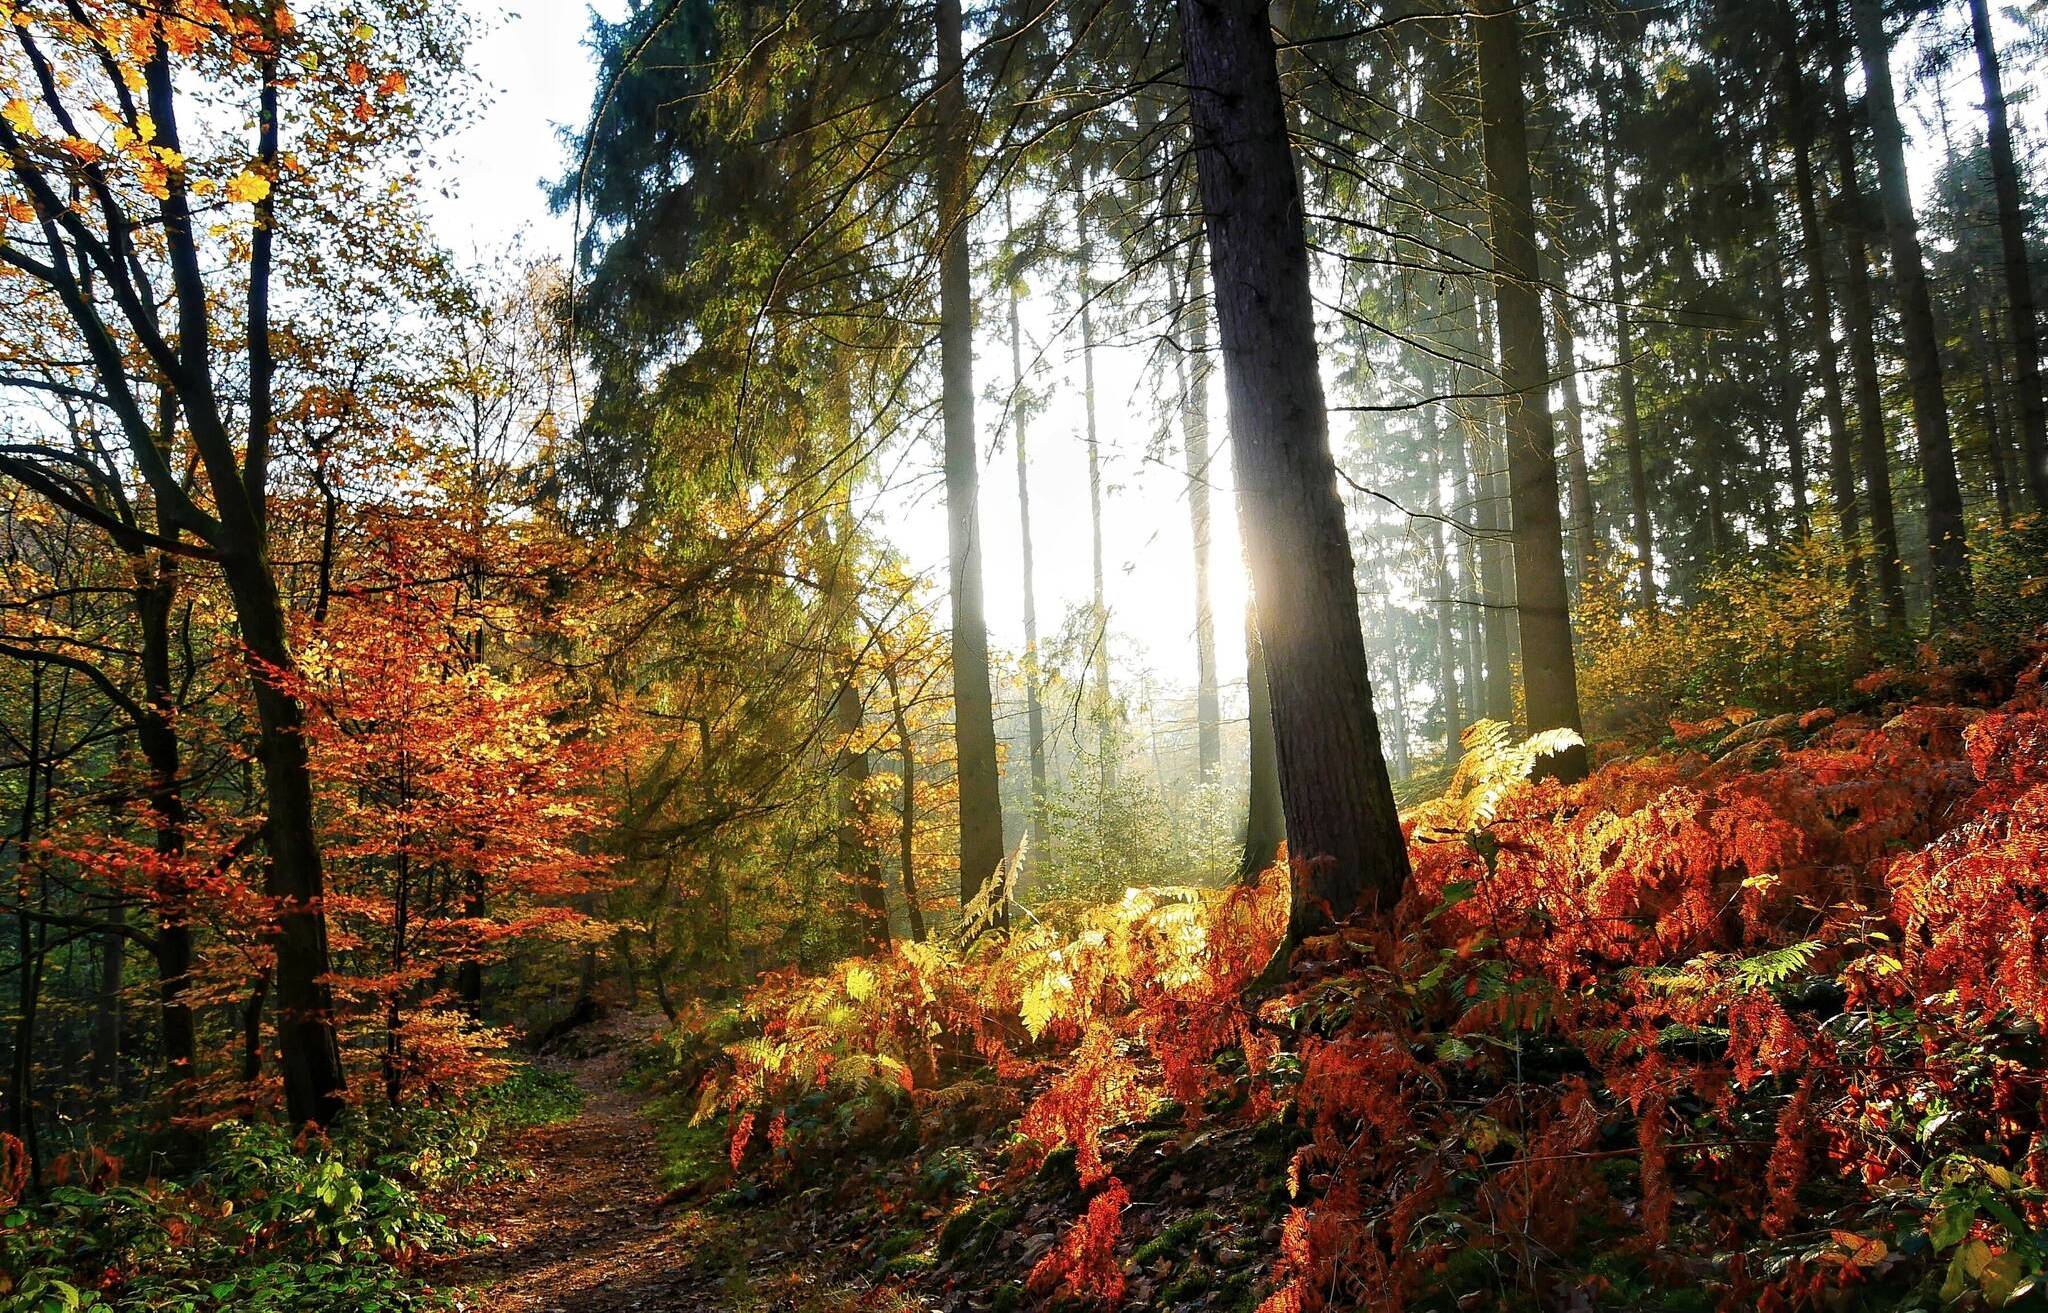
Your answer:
1966,0 -> 2048,512
1849,0 -> 1971,625
935,0 -> 1008,908
1472,0 -> 1588,782
1178,0 -> 1409,934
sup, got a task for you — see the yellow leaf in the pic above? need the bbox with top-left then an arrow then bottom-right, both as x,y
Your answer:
1830,1231 -> 1887,1269
224,169 -> 271,204
2,98 -> 33,136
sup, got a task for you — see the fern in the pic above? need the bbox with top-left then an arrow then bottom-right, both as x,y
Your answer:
1406,719 -> 1586,838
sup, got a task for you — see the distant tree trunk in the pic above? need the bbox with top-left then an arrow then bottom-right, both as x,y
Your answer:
93,923 -> 123,1118
1181,0 -> 1411,933
1825,31 -> 1909,632
884,665 -> 927,944
1471,295 -> 1517,722
1780,51 -> 1869,614
1978,299 -> 2016,526
1600,108 -> 1657,621
1851,0 -> 1971,625
1550,288 -> 1598,589
835,671 -> 887,951
1444,375 -> 1486,693
1968,0 -> 2048,512
133,550 -> 197,1081
1072,161 -> 1116,791
1760,220 -> 1813,538
1425,362 -> 1464,764
1005,198 -> 1049,845
1473,0 -> 1587,781
1240,605 -> 1285,881
1182,245 -> 1223,779
935,0 -> 1007,907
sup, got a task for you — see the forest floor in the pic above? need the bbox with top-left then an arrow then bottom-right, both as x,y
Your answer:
431,1016 -> 881,1313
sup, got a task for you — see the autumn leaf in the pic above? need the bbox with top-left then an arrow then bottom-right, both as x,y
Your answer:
224,169 -> 272,204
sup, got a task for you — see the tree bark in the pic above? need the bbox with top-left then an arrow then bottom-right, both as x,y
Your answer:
1824,29 -> 1910,633
1180,0 -> 1410,932
1473,0 -> 1587,781
935,0 -> 1007,907
1968,0 -> 2048,512
1850,0 -> 1972,624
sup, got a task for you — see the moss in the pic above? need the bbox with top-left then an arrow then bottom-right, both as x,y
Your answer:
1132,1210 -> 1218,1266
989,1284 -> 1027,1313
654,1119 -> 731,1195
1035,1144 -> 1079,1192
874,1229 -> 925,1261
936,1197 -> 1023,1262
879,1251 -> 936,1278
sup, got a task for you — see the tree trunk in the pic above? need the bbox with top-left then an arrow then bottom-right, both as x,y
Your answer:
1072,161 -> 1116,791
1181,0 -> 1410,933
835,671 -> 887,951
1183,245 -> 1223,779
885,666 -> 926,944
1780,53 -> 1869,615
1760,218 -> 1813,538
1426,380 -> 1464,764
134,552 -> 197,1083
1550,288 -> 1598,590
1824,31 -> 1909,633
1851,0 -> 1971,624
1470,295 -> 1517,722
1968,0 -> 2048,512
1240,604 -> 1285,881
1473,0 -> 1587,781
936,0 -> 1007,907
1600,109 -> 1657,621
1005,197 -> 1049,844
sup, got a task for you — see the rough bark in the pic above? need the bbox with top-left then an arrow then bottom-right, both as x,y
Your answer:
1240,604 -> 1285,882
1181,0 -> 1410,932
1473,0 -> 1587,781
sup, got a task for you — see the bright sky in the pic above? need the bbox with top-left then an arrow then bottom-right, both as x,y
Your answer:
429,1 -> 1253,702
422,3 -> 2034,709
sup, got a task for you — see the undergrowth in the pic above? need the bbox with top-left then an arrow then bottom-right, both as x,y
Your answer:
650,632 -> 2048,1312
0,1065 -> 579,1312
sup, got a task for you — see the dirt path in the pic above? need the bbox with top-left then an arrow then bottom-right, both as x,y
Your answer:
433,1046 -> 727,1312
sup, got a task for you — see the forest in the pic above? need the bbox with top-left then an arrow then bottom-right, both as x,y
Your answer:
2,0 -> 2047,1308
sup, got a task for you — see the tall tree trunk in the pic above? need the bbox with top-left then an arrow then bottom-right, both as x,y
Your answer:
1471,294 -> 1517,721
1550,288 -> 1598,589
1240,604 -> 1285,881
936,0 -> 1007,907
1984,300 -> 2018,526
1825,31 -> 1910,633
1181,0 -> 1410,932
1005,198 -> 1049,844
1182,245 -> 1223,779
1473,0 -> 1587,781
1425,361 -> 1464,764
1780,54 -> 1869,615
134,551 -> 197,1082
1968,0 -> 2048,511
1850,0 -> 1972,624
1601,107 -> 1657,620
1444,371 -> 1486,695
1072,162 -> 1116,791
1761,218 -> 1813,538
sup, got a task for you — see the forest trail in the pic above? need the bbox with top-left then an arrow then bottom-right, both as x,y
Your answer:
433,1019 -> 853,1313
